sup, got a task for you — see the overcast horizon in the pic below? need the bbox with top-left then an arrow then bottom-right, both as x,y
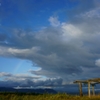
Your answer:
0,0 -> 100,91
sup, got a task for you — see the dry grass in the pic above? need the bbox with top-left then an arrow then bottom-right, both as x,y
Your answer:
0,93 -> 100,100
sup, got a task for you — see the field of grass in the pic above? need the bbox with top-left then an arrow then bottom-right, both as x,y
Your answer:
0,92 -> 100,100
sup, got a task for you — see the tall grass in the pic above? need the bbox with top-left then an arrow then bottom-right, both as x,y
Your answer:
0,92 -> 100,100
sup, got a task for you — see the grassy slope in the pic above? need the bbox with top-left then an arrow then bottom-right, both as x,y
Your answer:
0,93 -> 100,100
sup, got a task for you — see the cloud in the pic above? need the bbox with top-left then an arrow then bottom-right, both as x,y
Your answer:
61,23 -> 82,38
0,72 -> 63,88
1,1 -> 100,85
0,72 -> 41,80
0,72 -> 12,77
0,20 -> 99,83
66,0 -> 100,23
79,7 -> 100,18
48,16 -> 60,27
95,59 -> 100,67
0,21 -> 100,81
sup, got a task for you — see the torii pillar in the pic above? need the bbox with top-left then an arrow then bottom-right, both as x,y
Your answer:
78,82 -> 83,96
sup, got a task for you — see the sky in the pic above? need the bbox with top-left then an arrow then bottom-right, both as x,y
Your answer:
0,0 -> 100,91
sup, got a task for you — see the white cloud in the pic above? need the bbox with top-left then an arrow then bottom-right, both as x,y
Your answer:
61,23 -> 82,39
0,72 -> 12,77
95,59 -> 100,67
48,16 -> 60,27
8,47 -> 39,55
78,7 -> 100,18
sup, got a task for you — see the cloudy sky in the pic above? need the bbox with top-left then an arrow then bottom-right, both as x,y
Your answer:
0,0 -> 100,90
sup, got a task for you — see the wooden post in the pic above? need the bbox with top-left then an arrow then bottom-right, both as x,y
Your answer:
91,84 -> 95,96
79,82 -> 83,96
88,82 -> 91,97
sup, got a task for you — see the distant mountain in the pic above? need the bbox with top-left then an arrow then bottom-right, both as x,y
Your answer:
0,87 -> 57,94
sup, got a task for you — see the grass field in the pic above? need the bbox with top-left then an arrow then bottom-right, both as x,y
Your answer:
0,92 -> 100,100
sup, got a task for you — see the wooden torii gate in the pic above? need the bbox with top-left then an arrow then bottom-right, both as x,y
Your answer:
74,78 -> 100,97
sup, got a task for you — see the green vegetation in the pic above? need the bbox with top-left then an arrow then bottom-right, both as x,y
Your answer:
0,92 -> 100,100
